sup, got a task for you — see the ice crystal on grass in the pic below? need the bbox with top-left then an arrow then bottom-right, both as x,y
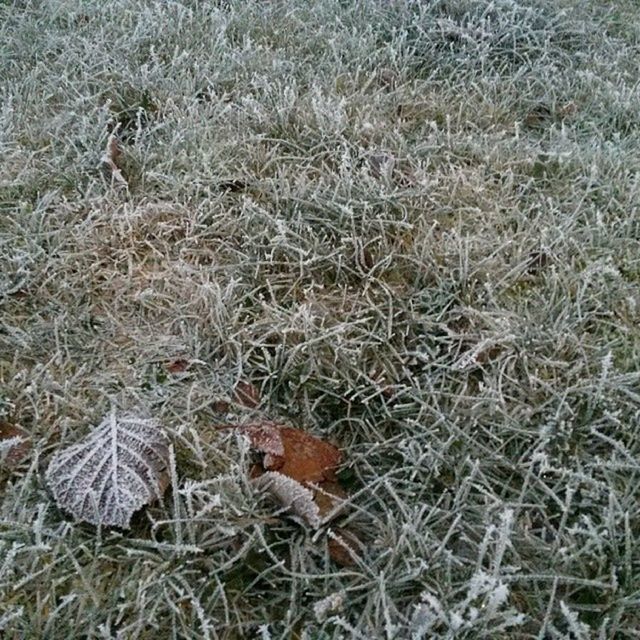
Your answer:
313,591 -> 346,623
411,572 -> 525,638
559,601 -> 592,640
0,606 -> 24,632
46,410 -> 170,528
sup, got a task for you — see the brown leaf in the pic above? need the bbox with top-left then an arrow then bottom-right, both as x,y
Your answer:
167,359 -> 190,374
242,423 -> 341,485
241,422 -> 346,529
100,126 -> 128,188
233,381 -> 260,408
327,527 -> 362,567
0,420 -> 31,469
212,399 -> 231,413
241,422 -> 285,458
241,424 -> 363,558
273,426 -> 341,484
312,480 -> 348,519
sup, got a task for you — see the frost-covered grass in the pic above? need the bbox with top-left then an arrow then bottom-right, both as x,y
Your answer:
1,0 -> 640,637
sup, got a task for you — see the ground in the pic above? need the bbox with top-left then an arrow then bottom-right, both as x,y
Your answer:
1,0 -> 639,638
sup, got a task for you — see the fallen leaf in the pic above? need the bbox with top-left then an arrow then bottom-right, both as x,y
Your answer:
275,426 -> 341,484
240,422 -> 346,529
233,381 -> 261,408
46,410 -> 170,528
239,422 -> 361,560
327,527 -> 362,567
99,125 -> 128,188
253,471 -> 321,528
312,480 -> 348,520
241,422 -> 341,484
0,420 -> 31,469
167,359 -> 190,374
212,399 -> 231,413
241,422 -> 284,459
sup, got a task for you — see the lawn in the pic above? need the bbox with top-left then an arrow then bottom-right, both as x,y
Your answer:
1,0 -> 639,637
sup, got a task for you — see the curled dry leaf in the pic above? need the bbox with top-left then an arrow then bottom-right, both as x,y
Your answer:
46,410 -> 170,528
0,420 -> 31,469
99,126 -> 128,188
240,421 -> 284,460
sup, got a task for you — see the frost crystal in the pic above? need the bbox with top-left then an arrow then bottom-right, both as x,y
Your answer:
410,571 -> 525,638
313,591 -> 346,622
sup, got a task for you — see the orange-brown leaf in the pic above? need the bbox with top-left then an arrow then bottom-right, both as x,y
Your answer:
242,423 -> 341,485
276,427 -> 341,484
241,422 -> 346,529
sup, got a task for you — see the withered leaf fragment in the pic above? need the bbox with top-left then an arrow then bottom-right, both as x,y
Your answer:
253,472 -> 321,528
99,125 -> 128,188
232,381 -> 261,408
327,527 -> 362,567
0,420 -> 31,469
167,359 -> 190,374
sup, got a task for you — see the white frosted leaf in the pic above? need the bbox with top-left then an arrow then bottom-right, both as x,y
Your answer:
46,411 -> 170,528
254,471 -> 321,528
